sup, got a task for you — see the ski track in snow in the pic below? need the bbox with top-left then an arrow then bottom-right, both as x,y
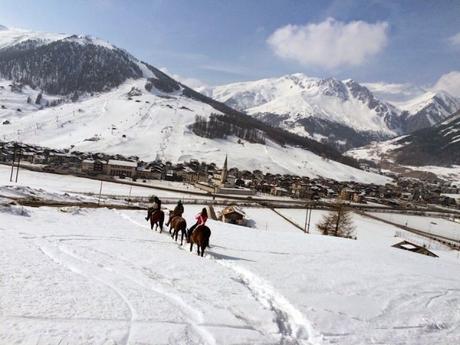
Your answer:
38,244 -> 136,345
36,236 -> 216,345
31,208 -> 218,345
216,260 -> 323,345
120,210 -> 322,345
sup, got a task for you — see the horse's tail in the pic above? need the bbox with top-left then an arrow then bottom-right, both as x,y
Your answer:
203,226 -> 211,248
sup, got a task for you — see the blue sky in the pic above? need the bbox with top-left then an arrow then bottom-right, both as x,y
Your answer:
0,0 -> 459,87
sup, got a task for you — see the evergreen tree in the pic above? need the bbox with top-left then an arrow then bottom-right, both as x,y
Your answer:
317,201 -> 356,239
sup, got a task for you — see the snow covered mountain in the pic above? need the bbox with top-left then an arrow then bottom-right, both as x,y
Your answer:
348,110 -> 460,167
203,74 -> 402,149
396,91 -> 460,132
0,25 -> 388,183
205,75 -> 460,150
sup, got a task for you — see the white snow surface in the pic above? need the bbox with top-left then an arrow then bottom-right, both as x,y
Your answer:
205,73 -> 397,134
1,205 -> 460,344
346,136 -> 407,163
394,90 -> 460,119
0,78 -> 389,184
0,25 -> 115,51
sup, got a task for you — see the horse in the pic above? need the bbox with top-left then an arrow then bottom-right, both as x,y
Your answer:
187,225 -> 211,257
149,210 -> 165,232
168,211 -> 187,245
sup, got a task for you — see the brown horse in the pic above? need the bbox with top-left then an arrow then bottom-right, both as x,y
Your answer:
168,211 -> 187,245
149,210 -> 165,232
188,225 -> 211,257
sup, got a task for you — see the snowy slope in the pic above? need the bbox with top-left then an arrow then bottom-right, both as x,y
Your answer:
347,110 -> 460,168
205,74 -> 400,135
0,25 -> 390,183
206,75 -> 460,148
0,25 -> 68,49
396,90 -> 460,131
0,79 -> 389,183
1,205 -> 460,344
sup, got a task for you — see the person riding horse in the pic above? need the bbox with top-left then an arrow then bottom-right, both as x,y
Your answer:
187,208 -> 208,238
166,200 -> 184,226
145,196 -> 162,221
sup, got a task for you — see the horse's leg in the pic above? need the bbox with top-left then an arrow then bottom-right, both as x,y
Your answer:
197,245 -> 200,256
180,230 -> 184,246
201,245 -> 205,257
190,242 -> 193,252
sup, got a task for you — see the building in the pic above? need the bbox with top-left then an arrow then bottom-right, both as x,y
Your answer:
80,159 -> 107,175
340,188 -> 355,201
219,205 -> 247,225
106,159 -> 137,178
195,155 -> 255,196
81,159 -> 95,173
271,186 -> 289,197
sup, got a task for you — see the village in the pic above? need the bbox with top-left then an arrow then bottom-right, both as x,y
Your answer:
1,140 -> 459,211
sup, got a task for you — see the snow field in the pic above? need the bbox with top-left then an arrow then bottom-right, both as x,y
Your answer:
1,205 -> 460,344
0,77 -> 390,184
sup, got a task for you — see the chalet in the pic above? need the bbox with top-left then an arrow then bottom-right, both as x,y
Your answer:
21,151 -> 35,163
134,166 -> 156,180
219,205 -> 247,225
33,155 -> 46,164
271,186 -> 289,197
352,193 -> 365,203
340,188 -> 355,201
106,159 -> 137,178
81,159 -> 95,173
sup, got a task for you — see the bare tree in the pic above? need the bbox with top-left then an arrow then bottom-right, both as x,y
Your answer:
317,201 -> 356,239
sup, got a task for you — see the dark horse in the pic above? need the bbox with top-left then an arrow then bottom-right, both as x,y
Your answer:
167,211 -> 187,245
149,210 -> 165,232
187,225 -> 211,257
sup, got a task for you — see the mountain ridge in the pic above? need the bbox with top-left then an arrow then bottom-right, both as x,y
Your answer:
0,25 -> 390,183
204,74 -> 460,150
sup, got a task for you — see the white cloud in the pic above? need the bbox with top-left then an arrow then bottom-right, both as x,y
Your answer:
267,18 -> 389,69
448,32 -> 460,47
159,67 -> 208,90
433,71 -> 460,98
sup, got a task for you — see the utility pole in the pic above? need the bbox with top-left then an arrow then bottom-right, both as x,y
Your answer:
304,205 -> 312,233
9,143 -> 17,182
304,205 -> 309,233
98,180 -> 103,206
15,145 -> 22,183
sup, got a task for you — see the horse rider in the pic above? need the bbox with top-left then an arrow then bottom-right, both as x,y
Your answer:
166,200 -> 184,226
145,196 -> 162,221
187,207 -> 208,238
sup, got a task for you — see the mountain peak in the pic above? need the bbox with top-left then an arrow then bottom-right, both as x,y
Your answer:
0,25 -> 8,31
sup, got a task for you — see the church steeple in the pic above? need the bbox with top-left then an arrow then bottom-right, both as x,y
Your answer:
220,155 -> 228,184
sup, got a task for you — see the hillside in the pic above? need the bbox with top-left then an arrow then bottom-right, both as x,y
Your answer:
347,110 -> 460,169
0,25 -> 387,183
393,110 -> 460,166
1,186 -> 459,345
204,75 -> 460,150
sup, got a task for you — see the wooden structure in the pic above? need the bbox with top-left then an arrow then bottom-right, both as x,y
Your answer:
392,240 -> 438,257
219,205 -> 247,225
